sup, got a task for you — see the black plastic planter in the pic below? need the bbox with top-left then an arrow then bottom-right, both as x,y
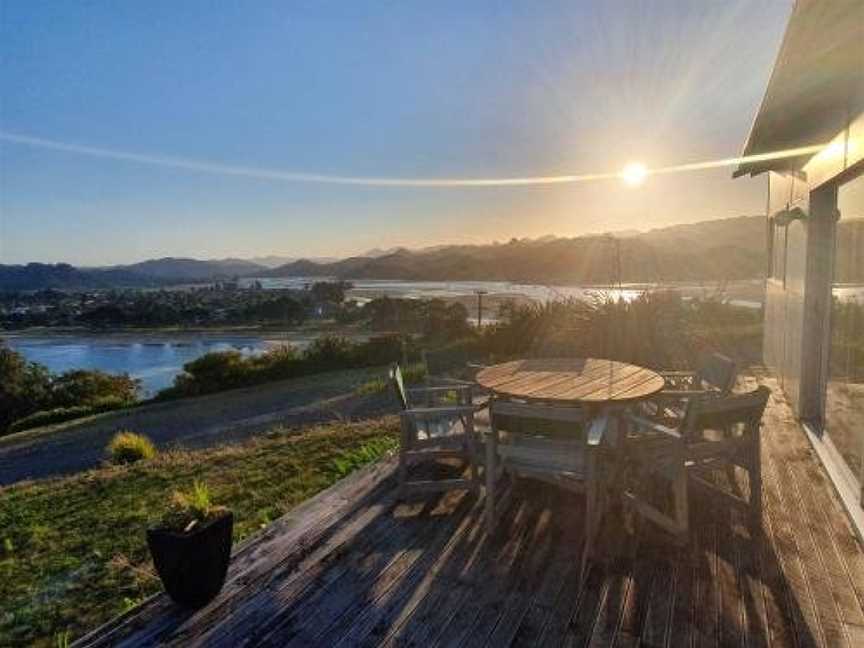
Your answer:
146,511 -> 233,609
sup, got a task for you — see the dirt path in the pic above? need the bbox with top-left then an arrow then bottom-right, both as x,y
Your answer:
0,367 -> 396,486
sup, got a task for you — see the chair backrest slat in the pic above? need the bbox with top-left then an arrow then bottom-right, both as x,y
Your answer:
490,400 -> 588,423
697,352 -> 737,395
390,364 -> 408,411
682,385 -> 770,440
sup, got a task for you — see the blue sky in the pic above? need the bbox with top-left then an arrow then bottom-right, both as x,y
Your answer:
1,1 -> 791,265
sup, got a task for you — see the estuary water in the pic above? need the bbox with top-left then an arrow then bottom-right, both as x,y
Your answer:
5,335 -> 273,397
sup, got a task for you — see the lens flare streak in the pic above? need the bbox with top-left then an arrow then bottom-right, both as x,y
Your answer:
0,131 -> 828,188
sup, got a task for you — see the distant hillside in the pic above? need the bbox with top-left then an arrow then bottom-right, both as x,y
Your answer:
113,257 -> 266,281
2,216 -> 771,291
0,258 -> 267,291
247,255 -> 339,268
361,246 -> 409,258
0,263 -> 159,291
267,215 -> 768,284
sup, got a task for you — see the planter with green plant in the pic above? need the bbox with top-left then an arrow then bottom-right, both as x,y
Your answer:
146,481 -> 233,608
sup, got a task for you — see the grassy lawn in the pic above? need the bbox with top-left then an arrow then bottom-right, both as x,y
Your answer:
0,417 -> 399,647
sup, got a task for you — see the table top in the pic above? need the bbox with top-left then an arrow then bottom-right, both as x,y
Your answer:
476,358 -> 665,404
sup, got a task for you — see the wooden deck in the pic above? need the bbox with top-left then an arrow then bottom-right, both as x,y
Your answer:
76,376 -> 864,647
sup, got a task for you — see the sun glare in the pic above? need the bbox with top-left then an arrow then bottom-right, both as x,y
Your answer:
620,162 -> 647,187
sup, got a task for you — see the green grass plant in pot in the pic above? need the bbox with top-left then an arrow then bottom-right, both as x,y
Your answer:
147,481 -> 233,608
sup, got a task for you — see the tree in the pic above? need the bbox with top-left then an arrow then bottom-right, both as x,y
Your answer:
310,281 -> 353,305
0,341 -> 52,433
253,296 -> 305,324
422,299 -> 471,340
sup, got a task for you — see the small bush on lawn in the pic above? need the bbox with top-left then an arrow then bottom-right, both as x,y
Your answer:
108,431 -> 156,464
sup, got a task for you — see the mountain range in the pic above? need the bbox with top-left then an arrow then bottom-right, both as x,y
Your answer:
1,215 -> 769,291
264,216 -> 769,284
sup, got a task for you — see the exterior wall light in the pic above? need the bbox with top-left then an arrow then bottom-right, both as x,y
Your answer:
773,206 -> 807,226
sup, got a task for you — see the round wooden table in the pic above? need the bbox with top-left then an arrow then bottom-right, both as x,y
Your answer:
475,358 -> 665,406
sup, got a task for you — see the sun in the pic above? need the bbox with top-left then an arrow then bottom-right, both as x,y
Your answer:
620,162 -> 648,187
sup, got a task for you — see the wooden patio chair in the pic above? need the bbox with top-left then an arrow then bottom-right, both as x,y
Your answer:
623,385 -> 770,543
649,352 -> 737,418
390,363 -> 482,498
485,399 -> 615,582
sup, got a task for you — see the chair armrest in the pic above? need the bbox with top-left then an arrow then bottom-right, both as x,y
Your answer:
654,389 -> 716,399
586,415 -> 609,447
402,405 -> 478,421
409,384 -> 472,394
407,384 -> 473,407
626,414 -> 682,439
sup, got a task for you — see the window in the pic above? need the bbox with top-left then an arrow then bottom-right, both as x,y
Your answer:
824,171 -> 864,494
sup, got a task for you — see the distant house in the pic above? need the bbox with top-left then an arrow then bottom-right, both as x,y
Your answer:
735,0 -> 864,535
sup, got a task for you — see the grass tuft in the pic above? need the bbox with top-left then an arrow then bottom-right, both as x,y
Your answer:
107,431 -> 157,465
161,480 -> 227,532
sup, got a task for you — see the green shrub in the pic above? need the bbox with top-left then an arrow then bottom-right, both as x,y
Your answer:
253,344 -> 302,381
352,334 -> 404,366
302,335 -> 357,370
7,397 -> 134,434
158,334 -> 418,400
51,370 -> 139,408
173,351 -> 248,395
107,431 -> 156,465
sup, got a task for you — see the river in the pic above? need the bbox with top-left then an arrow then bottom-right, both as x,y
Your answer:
4,333 -> 322,398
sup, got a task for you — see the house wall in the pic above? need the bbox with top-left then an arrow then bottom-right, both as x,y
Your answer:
762,110 -> 864,419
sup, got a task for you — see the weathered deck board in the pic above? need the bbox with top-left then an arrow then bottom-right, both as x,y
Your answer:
75,376 -> 864,648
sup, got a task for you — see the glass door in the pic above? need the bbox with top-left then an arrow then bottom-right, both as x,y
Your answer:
825,171 -> 864,500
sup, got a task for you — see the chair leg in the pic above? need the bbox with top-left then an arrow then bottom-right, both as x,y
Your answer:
397,422 -> 410,499
750,435 -> 763,532
485,427 -> 499,534
582,498 -> 594,584
672,458 -> 689,545
465,416 -> 480,492
582,455 -> 599,584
